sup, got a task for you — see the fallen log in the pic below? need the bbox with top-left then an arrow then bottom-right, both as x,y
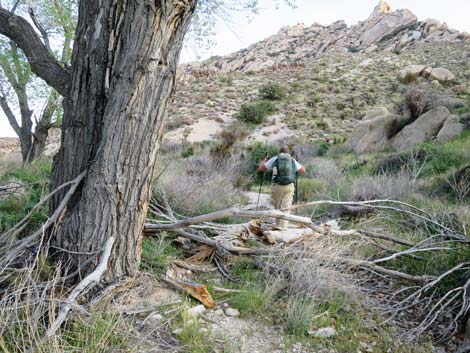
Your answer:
161,278 -> 216,308
144,208 -> 316,231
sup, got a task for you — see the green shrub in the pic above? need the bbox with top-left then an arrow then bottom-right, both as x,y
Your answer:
318,142 -> 331,156
234,101 -> 277,124
181,145 -> 194,158
258,82 -> 286,100
296,178 -> 324,202
247,142 -> 279,182
219,75 -> 233,86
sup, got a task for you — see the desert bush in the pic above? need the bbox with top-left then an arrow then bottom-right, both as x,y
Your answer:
234,100 -> 277,124
296,178 -> 324,202
372,149 -> 430,176
292,144 -> 322,160
0,266 -> 127,353
400,71 -> 419,84
397,85 -> 440,123
258,82 -> 286,100
210,123 -> 249,162
349,172 -> 417,201
219,75 -> 233,86
443,166 -> 470,204
154,155 -> 245,216
305,158 -> 342,185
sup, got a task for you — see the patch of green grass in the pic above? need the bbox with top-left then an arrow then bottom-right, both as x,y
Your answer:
0,159 -> 51,233
229,285 -> 272,317
62,313 -> 127,353
141,234 -> 177,274
0,312 -> 126,353
285,295 -> 316,336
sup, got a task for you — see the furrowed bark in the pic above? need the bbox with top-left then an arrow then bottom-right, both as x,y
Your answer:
0,7 -> 70,96
50,0 -> 197,280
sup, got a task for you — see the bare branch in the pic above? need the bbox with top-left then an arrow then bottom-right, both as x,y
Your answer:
0,93 -> 20,134
40,237 -> 115,344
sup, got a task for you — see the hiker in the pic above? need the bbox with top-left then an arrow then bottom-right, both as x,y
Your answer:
259,146 -> 305,229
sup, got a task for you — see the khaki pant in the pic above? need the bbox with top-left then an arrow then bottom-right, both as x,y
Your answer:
271,183 -> 295,229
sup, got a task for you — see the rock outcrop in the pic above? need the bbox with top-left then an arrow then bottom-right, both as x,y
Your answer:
180,1 -> 469,75
429,68 -> 455,83
391,106 -> 450,150
398,65 -> 455,83
436,115 -> 464,143
360,9 -> 417,46
346,106 -> 464,153
345,107 -> 399,153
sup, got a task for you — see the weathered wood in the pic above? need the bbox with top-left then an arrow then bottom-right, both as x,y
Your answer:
46,0 -> 197,280
41,237 -> 115,344
145,208 -> 315,231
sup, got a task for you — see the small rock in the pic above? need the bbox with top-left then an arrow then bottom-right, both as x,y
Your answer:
188,305 -> 206,318
214,309 -> 224,316
223,303 -> 229,308
224,308 -> 240,317
308,327 -> 337,338
172,328 -> 183,335
199,328 -> 209,335
146,313 -> 163,324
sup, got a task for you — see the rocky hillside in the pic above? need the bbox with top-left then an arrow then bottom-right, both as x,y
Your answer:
179,0 -> 468,75
165,1 -> 470,146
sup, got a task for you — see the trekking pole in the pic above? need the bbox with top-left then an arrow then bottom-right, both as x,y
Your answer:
294,171 -> 298,215
293,152 -> 300,215
256,152 -> 268,211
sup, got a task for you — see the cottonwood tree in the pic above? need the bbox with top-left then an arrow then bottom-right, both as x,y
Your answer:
0,0 -> 76,163
0,0 -> 293,282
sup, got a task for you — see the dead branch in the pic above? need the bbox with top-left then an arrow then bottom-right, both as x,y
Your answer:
123,300 -> 182,316
359,230 -> 415,246
288,199 -> 465,240
0,171 -> 86,269
145,208 -> 316,231
40,237 -> 115,344
340,258 -> 435,284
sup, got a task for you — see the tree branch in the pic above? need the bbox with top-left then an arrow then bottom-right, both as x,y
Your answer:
0,94 -> 20,135
0,7 -> 70,96
28,5 -> 52,53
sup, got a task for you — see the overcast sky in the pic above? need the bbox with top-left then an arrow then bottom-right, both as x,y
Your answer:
2,0 -> 469,138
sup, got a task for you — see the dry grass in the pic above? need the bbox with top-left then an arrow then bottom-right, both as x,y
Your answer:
349,172 -> 419,201
154,154 -> 246,216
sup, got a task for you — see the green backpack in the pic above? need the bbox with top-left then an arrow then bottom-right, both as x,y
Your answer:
273,153 -> 296,185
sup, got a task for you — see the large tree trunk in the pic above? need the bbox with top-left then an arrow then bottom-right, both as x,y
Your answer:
48,0 -> 196,280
